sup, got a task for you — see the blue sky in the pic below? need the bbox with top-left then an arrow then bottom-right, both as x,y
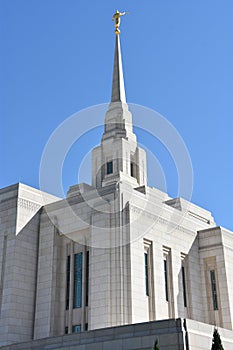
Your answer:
1,0 -> 233,230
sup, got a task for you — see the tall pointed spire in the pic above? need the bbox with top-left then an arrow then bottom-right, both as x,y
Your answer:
111,10 -> 128,103
111,35 -> 126,103
101,11 -> 134,143
91,11 -> 147,189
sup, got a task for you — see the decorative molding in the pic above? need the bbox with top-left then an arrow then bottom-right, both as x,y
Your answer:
17,198 -> 41,212
129,204 -> 194,235
199,243 -> 223,252
143,238 -> 152,250
188,211 -> 210,224
163,246 -> 171,256
180,252 -> 186,261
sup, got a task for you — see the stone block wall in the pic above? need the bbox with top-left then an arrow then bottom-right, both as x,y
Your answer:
1,318 -> 233,350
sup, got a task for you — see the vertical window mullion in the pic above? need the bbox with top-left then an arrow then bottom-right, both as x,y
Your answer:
164,259 -> 169,302
66,256 -> 70,310
210,270 -> 218,310
144,252 -> 149,296
144,239 -> 155,321
73,253 -> 83,308
86,251 -> 89,306
182,266 -> 187,307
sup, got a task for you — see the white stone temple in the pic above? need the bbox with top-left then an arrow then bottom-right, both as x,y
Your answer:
0,15 -> 233,350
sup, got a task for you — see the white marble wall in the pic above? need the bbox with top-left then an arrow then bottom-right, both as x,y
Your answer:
0,184 -> 59,346
1,181 -> 233,347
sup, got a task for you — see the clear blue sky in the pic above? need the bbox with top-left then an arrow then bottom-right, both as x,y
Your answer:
1,0 -> 233,230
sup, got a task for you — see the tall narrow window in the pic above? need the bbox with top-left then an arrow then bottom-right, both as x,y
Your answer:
130,162 -> 134,177
85,251 -> 89,306
164,259 -> 169,301
163,246 -> 174,318
210,270 -> 218,310
144,239 -> 155,321
66,255 -> 70,310
73,252 -> 83,308
144,252 -> 149,296
182,266 -> 187,307
130,162 -> 137,179
107,161 -> 113,174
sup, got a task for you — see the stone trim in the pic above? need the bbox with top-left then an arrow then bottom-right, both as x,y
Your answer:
129,204 -> 194,235
199,243 -> 223,251
17,198 -> 41,212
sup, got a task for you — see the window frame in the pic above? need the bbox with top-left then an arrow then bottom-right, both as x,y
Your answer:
182,265 -> 187,307
106,161 -> 113,175
72,325 -> 81,333
66,255 -> 70,310
73,252 -> 83,308
144,252 -> 149,296
210,270 -> 218,310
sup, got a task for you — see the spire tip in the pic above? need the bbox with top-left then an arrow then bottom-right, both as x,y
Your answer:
112,10 -> 129,35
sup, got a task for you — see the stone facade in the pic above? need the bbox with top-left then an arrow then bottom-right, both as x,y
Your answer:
0,184 -> 60,345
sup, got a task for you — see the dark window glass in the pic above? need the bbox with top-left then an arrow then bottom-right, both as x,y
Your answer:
73,253 -> 83,308
65,327 -> 68,334
164,259 -> 169,301
210,270 -> 218,310
182,266 -> 187,307
86,251 -> 89,306
66,256 -> 70,310
130,162 -> 134,177
85,323 -> 88,331
72,325 -> 81,333
107,161 -> 113,174
144,252 -> 149,296
130,162 -> 137,178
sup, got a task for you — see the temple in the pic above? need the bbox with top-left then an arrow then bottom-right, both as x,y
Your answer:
0,12 -> 233,350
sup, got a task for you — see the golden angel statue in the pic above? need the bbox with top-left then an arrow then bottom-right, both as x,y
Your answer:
112,10 -> 129,34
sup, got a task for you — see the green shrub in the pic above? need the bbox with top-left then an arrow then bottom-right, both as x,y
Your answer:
211,328 -> 224,350
153,339 -> 160,350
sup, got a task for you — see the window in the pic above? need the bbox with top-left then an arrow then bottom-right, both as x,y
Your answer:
210,270 -> 218,310
73,253 -> 83,308
107,161 -> 113,174
164,259 -> 169,302
163,247 -> 173,315
66,325 -> 82,334
144,239 -> 155,320
85,323 -> 88,331
144,252 -> 149,296
66,256 -> 70,310
85,251 -> 89,306
130,162 -> 137,179
130,162 -> 134,177
72,325 -> 81,333
182,266 -> 187,307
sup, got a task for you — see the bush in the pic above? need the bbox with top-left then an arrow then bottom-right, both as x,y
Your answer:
153,339 -> 160,350
211,328 -> 224,350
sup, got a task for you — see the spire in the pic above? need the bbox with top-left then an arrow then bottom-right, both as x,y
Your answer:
91,11 -> 147,189
111,34 -> 126,103
102,12 -> 134,142
111,11 -> 127,103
